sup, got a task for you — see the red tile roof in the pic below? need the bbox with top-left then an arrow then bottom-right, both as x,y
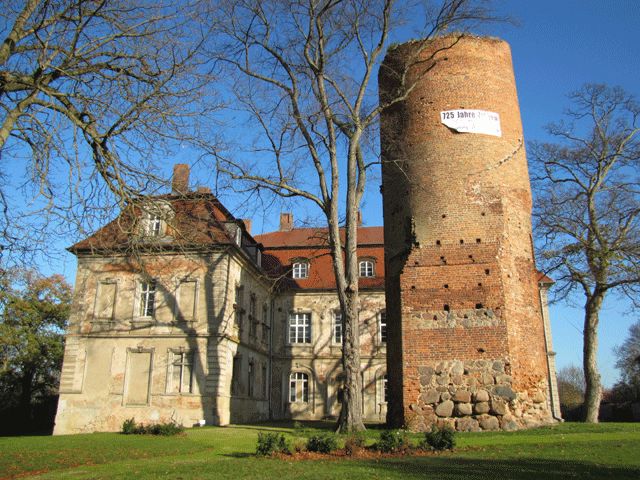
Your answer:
70,193 -> 247,253
256,227 -> 385,291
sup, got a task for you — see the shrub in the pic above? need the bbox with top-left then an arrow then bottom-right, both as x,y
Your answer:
256,432 -> 289,456
306,433 -> 338,454
344,431 -> 367,455
291,437 -> 307,453
376,429 -> 411,453
121,418 -> 138,435
421,425 -> 456,451
120,418 -> 184,436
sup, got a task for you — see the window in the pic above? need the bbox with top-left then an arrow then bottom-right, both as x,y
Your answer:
248,359 -> 255,397
382,374 -> 389,403
359,260 -> 375,277
379,311 -> 387,344
289,372 -> 309,403
231,354 -> 242,396
249,294 -> 257,338
292,261 -> 309,279
234,285 -> 244,331
333,311 -> 343,344
147,214 -> 162,237
262,363 -> 268,398
288,312 -> 311,344
139,280 -> 156,317
170,351 -> 194,393
262,304 -> 269,344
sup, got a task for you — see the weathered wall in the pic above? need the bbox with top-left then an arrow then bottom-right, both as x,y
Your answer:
270,290 -> 387,421
380,35 -> 554,431
54,250 -> 272,434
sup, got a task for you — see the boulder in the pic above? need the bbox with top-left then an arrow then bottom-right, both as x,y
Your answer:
420,389 -> 440,404
474,401 -> 490,414
456,417 -> 480,432
473,389 -> 490,402
478,415 -> 500,431
435,400 -> 454,417
455,403 -> 473,416
453,390 -> 472,403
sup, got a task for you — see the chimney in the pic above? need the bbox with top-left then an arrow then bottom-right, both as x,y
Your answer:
172,164 -> 190,194
280,212 -> 293,231
242,219 -> 252,234
357,210 -> 363,226
196,186 -> 211,194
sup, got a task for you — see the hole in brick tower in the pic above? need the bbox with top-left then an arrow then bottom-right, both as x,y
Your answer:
485,269 -> 490,275
442,214 -> 446,218
443,304 -> 450,312
477,347 -> 486,353
444,284 -> 449,289
475,303 -> 483,309
459,239 -> 464,244
436,240 -> 441,245
476,238 -> 481,243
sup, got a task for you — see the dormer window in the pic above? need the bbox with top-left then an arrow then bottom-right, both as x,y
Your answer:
148,214 -> 162,237
359,259 -> 375,277
292,260 -> 309,279
141,202 -> 172,238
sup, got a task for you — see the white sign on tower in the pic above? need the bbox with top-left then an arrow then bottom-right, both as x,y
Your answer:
440,109 -> 502,137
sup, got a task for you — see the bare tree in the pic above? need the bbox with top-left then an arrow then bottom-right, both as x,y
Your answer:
556,364 -> 585,407
204,0 -> 498,432
530,84 -> 640,423
614,320 -> 640,401
0,0 -> 212,265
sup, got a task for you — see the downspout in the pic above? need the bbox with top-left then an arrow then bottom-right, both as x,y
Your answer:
539,282 -> 563,421
268,297 -> 275,420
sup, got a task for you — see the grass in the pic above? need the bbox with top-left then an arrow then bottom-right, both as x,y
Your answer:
1,422 -> 639,479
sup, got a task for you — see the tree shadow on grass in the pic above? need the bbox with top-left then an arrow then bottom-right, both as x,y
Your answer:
367,456 -> 640,480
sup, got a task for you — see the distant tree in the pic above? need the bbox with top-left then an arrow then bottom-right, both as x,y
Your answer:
0,269 -> 72,422
613,320 -> 640,401
556,364 -> 586,407
530,84 -> 640,423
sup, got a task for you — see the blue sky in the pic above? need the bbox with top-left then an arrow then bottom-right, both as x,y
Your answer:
31,0 -> 640,387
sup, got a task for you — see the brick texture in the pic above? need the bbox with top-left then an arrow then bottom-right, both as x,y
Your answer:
380,35 -> 554,430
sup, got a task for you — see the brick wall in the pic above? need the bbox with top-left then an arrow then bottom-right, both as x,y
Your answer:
380,35 -> 554,431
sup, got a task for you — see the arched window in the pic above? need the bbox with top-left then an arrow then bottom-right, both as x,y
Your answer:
289,372 -> 309,402
292,260 -> 309,279
359,259 -> 375,277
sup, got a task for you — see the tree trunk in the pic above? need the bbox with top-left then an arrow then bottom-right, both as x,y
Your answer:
336,292 -> 365,433
583,293 -> 604,423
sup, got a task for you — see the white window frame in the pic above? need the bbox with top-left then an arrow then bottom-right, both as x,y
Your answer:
333,311 -> 343,345
289,372 -> 309,403
168,350 -> 195,394
147,213 -> 162,237
288,312 -> 311,344
359,259 -> 375,278
138,280 -> 157,318
382,374 -> 389,404
292,261 -> 309,279
379,311 -> 387,344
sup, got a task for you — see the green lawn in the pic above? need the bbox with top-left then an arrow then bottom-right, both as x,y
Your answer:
1,422 -> 639,479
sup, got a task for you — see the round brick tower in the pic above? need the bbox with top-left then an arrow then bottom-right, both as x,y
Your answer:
379,35 -> 557,431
